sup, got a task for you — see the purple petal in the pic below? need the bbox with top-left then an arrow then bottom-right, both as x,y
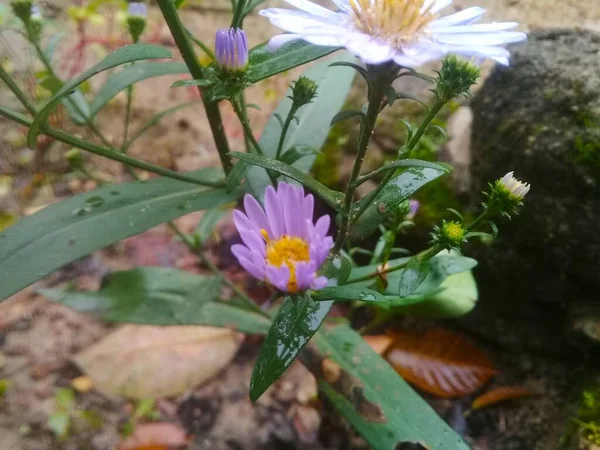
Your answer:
239,229 -> 265,255
265,185 -> 284,238
266,264 -> 290,291
233,210 -> 255,233
238,255 -> 265,280
294,261 -> 316,291
314,214 -> 330,237
243,194 -> 270,236
311,276 -> 328,290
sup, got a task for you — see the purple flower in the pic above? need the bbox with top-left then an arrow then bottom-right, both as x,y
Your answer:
215,28 -> 249,72
232,182 -> 333,293
127,2 -> 147,18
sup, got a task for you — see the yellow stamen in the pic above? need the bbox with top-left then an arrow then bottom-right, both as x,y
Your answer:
262,230 -> 310,293
350,0 -> 436,47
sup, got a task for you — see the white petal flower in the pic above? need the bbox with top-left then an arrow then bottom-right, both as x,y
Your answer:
260,0 -> 526,66
499,171 -> 530,200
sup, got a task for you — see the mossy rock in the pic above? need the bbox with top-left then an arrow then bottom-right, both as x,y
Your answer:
465,29 -> 600,354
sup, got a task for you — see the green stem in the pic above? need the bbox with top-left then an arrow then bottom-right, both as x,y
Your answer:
351,97 -> 446,225
186,28 -> 216,61
275,105 -> 297,160
157,0 -> 233,174
167,222 -> 269,318
466,209 -> 490,232
0,65 -> 37,116
231,0 -> 246,28
0,106 -> 224,188
122,84 -> 134,151
332,81 -> 387,254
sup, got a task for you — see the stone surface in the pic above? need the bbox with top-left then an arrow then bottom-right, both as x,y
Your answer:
465,29 -> 600,353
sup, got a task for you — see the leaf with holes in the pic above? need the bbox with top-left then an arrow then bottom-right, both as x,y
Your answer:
472,387 -> 532,411
385,328 -> 497,398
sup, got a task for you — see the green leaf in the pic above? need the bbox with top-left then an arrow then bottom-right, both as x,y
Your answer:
28,44 -> 172,148
175,0 -> 186,7
312,286 -> 385,303
330,109 -> 364,126
350,166 -> 448,240
40,268 -> 271,334
0,168 -> 238,301
320,254 -> 352,286
250,295 -> 332,401
398,257 -> 428,298
306,325 -> 470,450
355,159 -> 451,188
243,0 -> 267,15
226,160 -> 250,193
279,145 -> 318,166
194,208 -> 226,245
247,53 -> 356,200
230,152 -> 344,212
90,62 -> 188,117
246,41 -> 339,83
170,78 -> 214,88
39,73 -> 90,125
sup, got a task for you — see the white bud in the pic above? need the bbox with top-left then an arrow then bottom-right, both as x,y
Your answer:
499,171 -> 530,200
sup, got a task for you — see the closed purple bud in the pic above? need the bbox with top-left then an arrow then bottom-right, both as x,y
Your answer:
215,28 -> 248,72
127,2 -> 147,18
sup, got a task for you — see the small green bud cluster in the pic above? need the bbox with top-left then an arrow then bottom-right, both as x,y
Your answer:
126,2 -> 148,43
290,76 -> 318,109
432,54 -> 480,102
431,220 -> 467,250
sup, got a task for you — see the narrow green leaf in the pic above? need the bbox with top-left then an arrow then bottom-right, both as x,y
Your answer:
329,61 -> 369,82
230,152 -> 344,212
246,41 -> 339,83
40,268 -> 271,334
247,53 -> 356,200
170,78 -> 213,88
28,44 -> 172,147
350,166 -> 448,240
330,109 -> 364,126
195,208 -> 227,245
0,168 -> 238,301
312,286 -> 385,303
398,257 -> 428,298
320,254 -> 352,286
354,159 -> 450,188
306,325 -> 470,450
39,73 -> 90,125
226,160 -> 250,193
90,62 -> 188,117
278,145 -> 318,166
250,295 -> 332,401
243,0 -> 267,15
175,0 -> 186,7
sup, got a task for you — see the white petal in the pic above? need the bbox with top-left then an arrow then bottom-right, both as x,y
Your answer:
425,0 -> 452,14
434,31 -> 526,46
401,41 -> 447,63
345,35 -> 396,64
433,22 -> 520,34
283,0 -> 338,19
260,8 -> 333,33
444,45 -> 512,64
430,7 -> 486,28
330,0 -> 352,13
267,34 -> 302,51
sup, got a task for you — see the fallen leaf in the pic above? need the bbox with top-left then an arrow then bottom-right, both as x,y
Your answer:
385,328 -> 496,398
118,422 -> 189,450
71,376 -> 93,393
472,387 -> 532,410
364,335 -> 394,355
74,325 -> 241,399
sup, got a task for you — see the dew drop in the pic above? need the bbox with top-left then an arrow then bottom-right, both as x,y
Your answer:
359,293 -> 376,302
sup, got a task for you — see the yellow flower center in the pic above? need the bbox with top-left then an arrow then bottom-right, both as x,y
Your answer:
261,229 -> 310,293
350,0 -> 436,47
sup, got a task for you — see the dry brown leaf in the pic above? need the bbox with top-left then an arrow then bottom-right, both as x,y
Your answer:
71,376 -> 93,393
385,328 -> 497,398
118,422 -> 189,450
75,325 -> 241,399
363,335 -> 394,355
472,387 -> 532,410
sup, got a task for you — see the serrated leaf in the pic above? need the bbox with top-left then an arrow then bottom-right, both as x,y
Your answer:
250,295 -> 332,402
90,62 -> 188,117
304,325 -> 470,449
278,145 -> 318,166
28,44 -> 172,148
350,166 -> 448,240
385,328 -> 497,398
0,168 -> 237,301
246,41 -> 339,83
247,53 -> 355,200
40,268 -> 270,334
230,152 -> 344,212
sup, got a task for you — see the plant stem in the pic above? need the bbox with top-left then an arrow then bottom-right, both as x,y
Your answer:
231,0 -> 246,28
332,79 -> 387,254
351,97 -> 446,225
157,0 -> 233,174
275,105 -> 297,160
0,65 -> 37,116
0,106 -> 225,188
186,28 -> 216,61
166,222 -> 270,318
122,84 -> 134,151
466,209 -> 490,232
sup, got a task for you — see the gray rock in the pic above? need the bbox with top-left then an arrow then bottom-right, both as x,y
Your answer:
465,29 -> 600,353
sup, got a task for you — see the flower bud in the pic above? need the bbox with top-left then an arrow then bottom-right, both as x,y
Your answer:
486,171 -> 530,218
126,2 -> 147,43
497,171 -> 530,201
10,0 -> 33,23
290,76 -> 317,109
215,28 -> 248,73
431,220 -> 467,250
433,54 -> 480,102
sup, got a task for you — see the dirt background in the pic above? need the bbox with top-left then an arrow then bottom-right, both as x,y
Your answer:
1,1 -> 600,449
